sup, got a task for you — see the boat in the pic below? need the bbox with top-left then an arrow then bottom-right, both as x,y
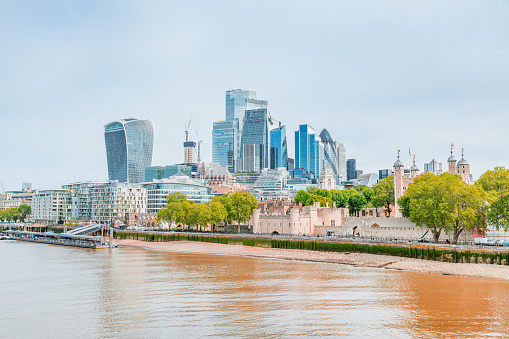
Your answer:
0,235 -> 12,240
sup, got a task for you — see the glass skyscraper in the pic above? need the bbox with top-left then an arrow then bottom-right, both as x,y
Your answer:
212,120 -> 238,172
269,125 -> 287,169
104,118 -> 154,183
319,129 -> 339,183
240,108 -> 269,170
225,90 -> 268,130
224,90 -> 267,167
295,124 -> 320,177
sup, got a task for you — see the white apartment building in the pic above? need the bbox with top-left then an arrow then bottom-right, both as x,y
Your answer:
90,182 -> 147,223
32,189 -> 71,224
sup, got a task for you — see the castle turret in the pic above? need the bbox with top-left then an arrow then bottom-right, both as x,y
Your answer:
393,149 -> 404,218
457,148 -> 471,184
410,155 -> 419,180
448,143 -> 457,175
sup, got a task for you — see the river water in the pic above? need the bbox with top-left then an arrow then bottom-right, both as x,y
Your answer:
1,241 -> 509,338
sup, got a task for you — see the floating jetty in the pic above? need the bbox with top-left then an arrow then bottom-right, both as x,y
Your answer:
2,230 -> 116,249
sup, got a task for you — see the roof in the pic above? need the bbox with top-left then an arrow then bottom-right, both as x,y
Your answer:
319,129 -> 334,143
457,157 -> 469,166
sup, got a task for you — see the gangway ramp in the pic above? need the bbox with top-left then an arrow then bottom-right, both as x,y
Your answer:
65,224 -> 104,236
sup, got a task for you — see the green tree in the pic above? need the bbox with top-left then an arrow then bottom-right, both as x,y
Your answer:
362,187 -> 373,204
18,204 -> 31,222
165,192 -> 188,204
403,172 -> 486,243
306,186 -> 318,195
294,190 -> 311,206
212,194 -> 234,224
208,201 -> 227,232
476,167 -> 509,231
348,193 -> 367,216
397,195 -> 411,218
315,189 -> 331,199
229,192 -> 257,225
308,194 -> 334,207
330,190 -> 348,208
371,176 -> 395,215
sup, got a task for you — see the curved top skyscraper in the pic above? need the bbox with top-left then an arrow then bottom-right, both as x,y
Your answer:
104,118 -> 154,183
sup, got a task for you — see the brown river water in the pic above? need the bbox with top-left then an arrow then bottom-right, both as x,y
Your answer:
1,240 -> 509,338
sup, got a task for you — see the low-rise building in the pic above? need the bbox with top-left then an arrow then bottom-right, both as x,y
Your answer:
143,173 -> 213,214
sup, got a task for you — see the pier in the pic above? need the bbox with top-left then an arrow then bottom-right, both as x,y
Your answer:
3,230 -> 116,249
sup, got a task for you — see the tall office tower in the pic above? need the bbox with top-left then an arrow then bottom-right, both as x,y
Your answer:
184,141 -> 196,163
294,124 -> 321,177
269,125 -> 288,170
212,120 -> 238,173
104,118 -> 154,183
318,129 -> 338,182
287,158 -> 295,171
336,142 -> 347,182
242,144 -> 264,172
225,89 -> 268,166
240,108 -> 269,170
346,159 -> 357,180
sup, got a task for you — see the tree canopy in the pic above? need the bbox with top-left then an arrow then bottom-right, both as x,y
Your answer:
400,172 -> 487,243
476,167 -> 509,231
158,191 -> 256,231
371,175 -> 394,214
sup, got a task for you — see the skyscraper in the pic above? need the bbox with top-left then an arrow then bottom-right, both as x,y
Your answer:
224,89 -> 268,167
295,124 -> 320,177
346,159 -> 357,180
240,108 -> 269,170
104,118 -> 154,183
212,120 -> 238,173
336,142 -> 347,182
318,129 -> 338,182
269,125 -> 288,169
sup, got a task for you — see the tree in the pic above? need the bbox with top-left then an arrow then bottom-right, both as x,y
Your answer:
229,192 -> 257,225
294,190 -> 311,206
208,201 -> 227,232
18,204 -> 31,222
306,186 -> 318,195
476,167 -> 509,231
330,190 -> 348,208
403,172 -> 487,243
371,176 -> 395,215
398,195 -> 411,218
211,194 -> 235,224
308,194 -> 334,207
315,189 -> 331,199
348,193 -> 367,216
165,192 -> 188,204
362,188 -> 373,204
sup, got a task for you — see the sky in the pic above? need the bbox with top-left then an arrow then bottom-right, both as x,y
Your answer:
1,0 -> 508,191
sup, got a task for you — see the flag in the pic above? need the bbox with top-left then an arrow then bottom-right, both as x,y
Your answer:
409,148 -> 411,155
451,143 -> 454,147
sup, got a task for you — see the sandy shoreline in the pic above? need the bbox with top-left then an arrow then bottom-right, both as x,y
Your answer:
117,239 -> 509,281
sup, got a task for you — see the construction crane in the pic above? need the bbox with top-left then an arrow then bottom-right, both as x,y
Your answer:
267,111 -> 281,127
184,117 -> 192,142
195,130 -> 203,163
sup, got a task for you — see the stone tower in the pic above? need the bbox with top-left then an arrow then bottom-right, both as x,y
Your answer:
447,144 -> 457,175
457,148 -> 471,184
393,150 -> 405,218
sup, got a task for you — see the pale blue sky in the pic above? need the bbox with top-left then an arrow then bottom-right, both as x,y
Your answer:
1,1 -> 508,190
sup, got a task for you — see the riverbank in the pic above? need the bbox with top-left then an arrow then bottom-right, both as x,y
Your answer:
117,239 -> 509,281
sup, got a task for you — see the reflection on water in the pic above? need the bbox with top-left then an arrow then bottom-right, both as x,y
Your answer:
1,241 -> 508,338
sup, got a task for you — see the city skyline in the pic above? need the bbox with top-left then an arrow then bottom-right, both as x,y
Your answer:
2,1 -> 509,190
